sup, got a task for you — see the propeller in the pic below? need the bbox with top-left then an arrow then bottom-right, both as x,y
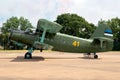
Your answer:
6,29 -> 13,49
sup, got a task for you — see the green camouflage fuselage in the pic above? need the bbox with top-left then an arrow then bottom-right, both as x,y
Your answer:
11,31 -> 113,53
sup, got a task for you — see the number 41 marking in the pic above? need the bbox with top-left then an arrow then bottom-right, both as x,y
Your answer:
72,41 -> 80,47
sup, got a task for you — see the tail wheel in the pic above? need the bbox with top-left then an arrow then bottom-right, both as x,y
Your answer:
94,55 -> 98,59
40,48 -> 43,52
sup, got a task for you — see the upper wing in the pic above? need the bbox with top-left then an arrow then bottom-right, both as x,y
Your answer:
37,19 -> 63,33
33,19 -> 63,50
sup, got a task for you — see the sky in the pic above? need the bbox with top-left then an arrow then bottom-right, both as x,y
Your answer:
0,0 -> 120,27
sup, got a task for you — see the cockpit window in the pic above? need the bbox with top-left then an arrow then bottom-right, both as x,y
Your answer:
25,28 -> 36,34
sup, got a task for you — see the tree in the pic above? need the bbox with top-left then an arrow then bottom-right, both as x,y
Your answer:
1,16 -> 33,34
19,17 -> 33,30
55,13 -> 96,38
107,17 -> 120,40
1,16 -> 33,50
107,17 -> 120,50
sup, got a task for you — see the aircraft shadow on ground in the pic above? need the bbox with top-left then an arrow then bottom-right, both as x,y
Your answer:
78,57 -> 101,60
10,56 -> 100,62
11,56 -> 45,62
43,56 -> 100,59
11,56 -> 79,62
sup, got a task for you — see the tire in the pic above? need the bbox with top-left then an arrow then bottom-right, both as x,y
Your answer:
24,52 -> 32,59
94,55 -> 98,59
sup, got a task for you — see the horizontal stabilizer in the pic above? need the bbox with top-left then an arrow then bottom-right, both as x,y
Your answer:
33,41 -> 53,50
92,37 -> 113,49
37,19 -> 63,33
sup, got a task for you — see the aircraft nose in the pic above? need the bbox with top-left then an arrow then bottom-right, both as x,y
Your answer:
7,29 -> 13,47
8,29 -> 13,39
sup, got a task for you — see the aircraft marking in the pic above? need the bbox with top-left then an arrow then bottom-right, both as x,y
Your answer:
72,41 -> 80,47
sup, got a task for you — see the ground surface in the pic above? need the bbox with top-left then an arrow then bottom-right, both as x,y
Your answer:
0,51 -> 120,80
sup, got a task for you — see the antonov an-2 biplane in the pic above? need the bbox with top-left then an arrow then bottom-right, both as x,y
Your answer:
8,19 -> 113,59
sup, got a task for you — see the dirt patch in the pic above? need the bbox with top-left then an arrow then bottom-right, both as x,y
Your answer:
0,51 -> 120,80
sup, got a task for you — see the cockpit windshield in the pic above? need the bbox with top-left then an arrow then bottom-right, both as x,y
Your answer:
25,28 -> 36,34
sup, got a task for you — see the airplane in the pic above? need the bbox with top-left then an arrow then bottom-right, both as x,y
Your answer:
8,19 -> 113,59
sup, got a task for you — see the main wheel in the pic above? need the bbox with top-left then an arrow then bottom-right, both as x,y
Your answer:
24,52 -> 32,59
94,55 -> 98,59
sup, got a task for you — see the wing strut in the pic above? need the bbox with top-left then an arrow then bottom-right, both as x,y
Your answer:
24,29 -> 47,59
40,29 -> 47,43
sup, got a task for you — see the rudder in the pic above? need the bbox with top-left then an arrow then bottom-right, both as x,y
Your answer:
90,23 -> 113,39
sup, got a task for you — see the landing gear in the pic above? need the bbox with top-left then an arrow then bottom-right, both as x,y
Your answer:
93,53 -> 98,59
24,52 -> 32,59
94,54 -> 98,59
24,47 -> 34,59
84,53 -> 98,59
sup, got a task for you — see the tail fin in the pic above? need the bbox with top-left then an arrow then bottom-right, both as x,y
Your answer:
90,23 -> 113,39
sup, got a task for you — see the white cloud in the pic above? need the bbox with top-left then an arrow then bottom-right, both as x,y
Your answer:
0,0 -> 120,27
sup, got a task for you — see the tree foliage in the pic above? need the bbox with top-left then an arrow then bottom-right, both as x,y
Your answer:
55,13 -> 96,38
107,18 -> 120,50
0,16 -> 33,50
1,16 -> 33,34
107,17 -> 120,40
